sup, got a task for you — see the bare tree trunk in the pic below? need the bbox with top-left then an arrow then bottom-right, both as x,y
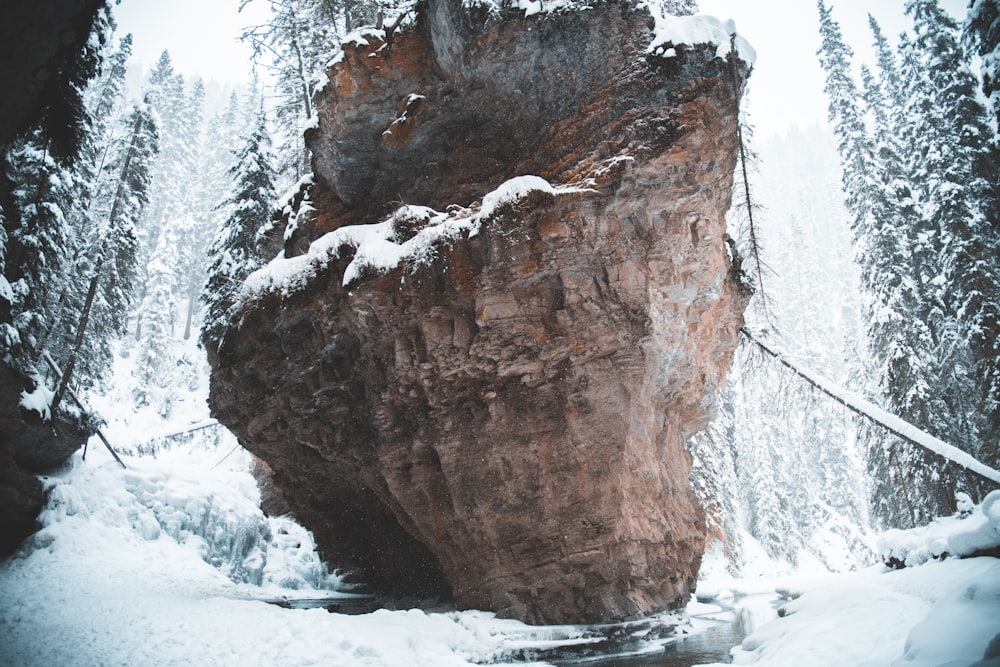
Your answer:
343,0 -> 354,33
50,263 -> 101,415
182,280 -> 196,340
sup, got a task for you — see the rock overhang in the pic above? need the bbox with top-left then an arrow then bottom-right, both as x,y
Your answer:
210,0 -> 752,625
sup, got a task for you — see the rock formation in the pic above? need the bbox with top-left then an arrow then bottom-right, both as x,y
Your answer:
0,365 -> 90,557
209,0 -> 752,625
0,0 -> 107,559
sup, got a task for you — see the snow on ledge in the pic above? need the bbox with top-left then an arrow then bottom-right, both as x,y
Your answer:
647,13 -> 756,66
240,176 -> 591,301
20,381 -> 55,421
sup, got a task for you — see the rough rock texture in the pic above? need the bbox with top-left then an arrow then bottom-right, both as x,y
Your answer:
0,364 -> 89,558
210,0 -> 750,625
0,0 -> 107,561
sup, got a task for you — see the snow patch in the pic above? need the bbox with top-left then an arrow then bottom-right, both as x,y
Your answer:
0,275 -> 13,302
241,176 -> 592,299
19,380 -> 55,421
647,13 -> 756,65
513,0 -> 589,17
714,558 -> 1000,667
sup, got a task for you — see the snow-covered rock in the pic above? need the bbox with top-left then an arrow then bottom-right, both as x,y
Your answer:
879,491 -> 1000,567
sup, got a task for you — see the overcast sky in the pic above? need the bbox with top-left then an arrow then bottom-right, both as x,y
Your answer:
699,0 -> 967,138
113,0 -> 970,138
112,0 -> 268,85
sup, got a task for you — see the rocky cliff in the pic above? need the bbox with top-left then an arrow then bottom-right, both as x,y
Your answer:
0,364 -> 90,557
209,0 -> 752,625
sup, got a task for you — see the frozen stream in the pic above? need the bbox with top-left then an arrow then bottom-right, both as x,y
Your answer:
552,597 -> 777,667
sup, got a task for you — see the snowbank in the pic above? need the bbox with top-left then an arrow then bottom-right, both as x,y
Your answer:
879,490 -> 1000,567
18,380 -> 54,421
704,558 -> 1000,667
692,494 -> 1000,667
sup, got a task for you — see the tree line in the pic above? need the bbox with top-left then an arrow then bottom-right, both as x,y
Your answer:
817,0 -> 1000,527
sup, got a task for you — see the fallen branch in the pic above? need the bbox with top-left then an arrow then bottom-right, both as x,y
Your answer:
740,328 -> 1000,487
143,419 -> 220,442
41,351 -> 126,469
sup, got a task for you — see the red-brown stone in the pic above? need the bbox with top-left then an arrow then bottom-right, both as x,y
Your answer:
209,0 -> 750,625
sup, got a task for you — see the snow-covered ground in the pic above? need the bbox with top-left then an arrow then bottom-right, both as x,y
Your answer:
0,436 -> 706,667
695,554 -> 1000,667
2,341 -> 998,666
4,431 -> 998,667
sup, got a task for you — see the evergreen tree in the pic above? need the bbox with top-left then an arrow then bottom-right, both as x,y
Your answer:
98,102 -> 159,331
2,133 -> 79,374
140,51 -> 189,255
818,0 -> 1000,524
905,0 -> 1000,482
817,1 -> 948,526
241,1 -> 317,182
133,50 -> 194,345
133,234 -> 179,417
201,113 -> 277,353
80,32 -> 133,190
174,79 -> 211,341
816,1 -> 874,240
49,101 -> 160,410
965,0 -> 1000,130
688,383 -> 743,572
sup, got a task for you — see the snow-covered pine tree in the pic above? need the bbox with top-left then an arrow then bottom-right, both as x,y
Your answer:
818,2 -> 957,526
133,232 -> 179,417
904,0 -> 1000,494
80,33 -> 133,191
42,33 -> 154,400
816,1 -> 874,241
2,133 -> 79,375
201,112 -> 277,353
133,50 -> 199,347
241,0 -> 318,183
174,79 -> 211,341
962,0 -> 1000,447
818,1 -> 1000,523
816,1 -> 915,523
99,102 -> 159,334
858,34 -> 949,525
139,51 -> 190,257
964,0 -> 1000,131
50,100 -> 160,411
688,382 -> 743,572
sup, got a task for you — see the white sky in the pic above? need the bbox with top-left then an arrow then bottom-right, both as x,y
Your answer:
699,0 -> 968,139
112,0 -> 270,85
112,0 -> 969,138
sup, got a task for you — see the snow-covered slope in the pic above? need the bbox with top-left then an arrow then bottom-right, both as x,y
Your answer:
706,557 -> 1000,667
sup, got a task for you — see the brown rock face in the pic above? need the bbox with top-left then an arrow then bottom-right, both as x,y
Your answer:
209,0 -> 750,625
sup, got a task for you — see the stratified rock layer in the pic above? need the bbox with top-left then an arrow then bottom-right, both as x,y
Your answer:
209,0 -> 750,625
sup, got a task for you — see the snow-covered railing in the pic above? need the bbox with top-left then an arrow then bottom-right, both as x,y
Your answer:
740,328 -> 1000,486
